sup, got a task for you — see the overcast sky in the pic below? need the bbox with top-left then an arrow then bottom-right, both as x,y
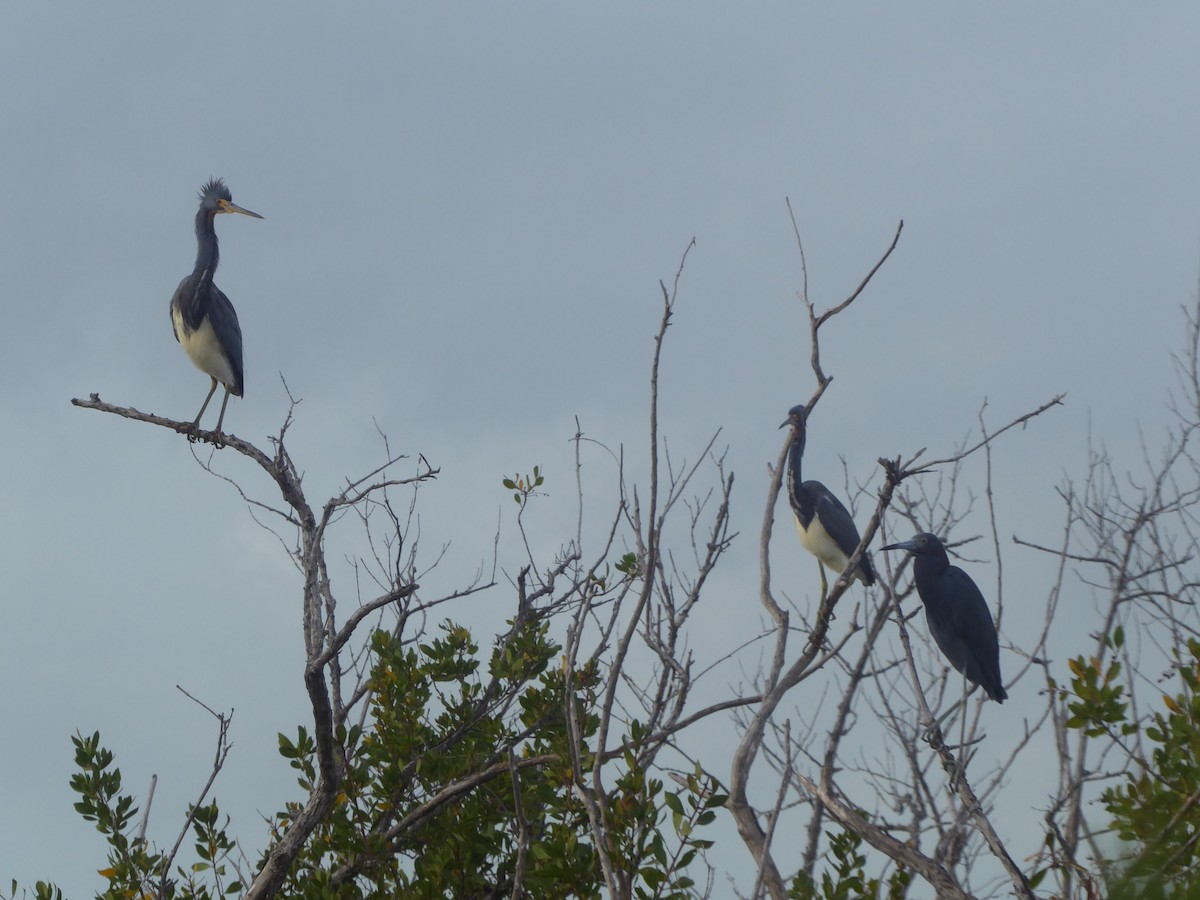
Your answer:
3,3 -> 1199,895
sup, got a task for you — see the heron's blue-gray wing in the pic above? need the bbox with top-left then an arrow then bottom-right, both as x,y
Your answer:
170,275 -> 193,341
207,286 -> 245,396
806,482 -> 873,580
806,481 -> 867,561
939,567 -> 1005,701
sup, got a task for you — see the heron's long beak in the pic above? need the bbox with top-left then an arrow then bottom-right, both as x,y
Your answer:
880,540 -> 919,553
219,199 -> 264,219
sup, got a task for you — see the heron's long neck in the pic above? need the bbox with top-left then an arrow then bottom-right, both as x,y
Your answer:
913,547 -> 949,582
193,209 -> 220,288
786,431 -> 812,517
789,425 -> 807,473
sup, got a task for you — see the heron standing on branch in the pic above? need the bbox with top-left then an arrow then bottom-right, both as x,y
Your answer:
781,403 -> 876,596
881,532 -> 1007,703
169,177 -> 263,445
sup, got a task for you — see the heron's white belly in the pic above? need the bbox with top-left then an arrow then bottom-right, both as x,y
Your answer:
795,515 -> 850,573
173,308 -> 235,389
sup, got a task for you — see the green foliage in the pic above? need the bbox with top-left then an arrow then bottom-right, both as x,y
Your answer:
189,802 -> 241,896
1063,630 -> 1135,739
68,729 -> 163,898
268,621 -> 540,897
265,619 -> 719,897
651,764 -> 726,900
0,880 -> 64,900
1101,638 -> 1200,897
1060,635 -> 1200,896
502,465 -> 545,505
38,550 -> 720,898
789,823 -> 909,900
16,731 -> 240,900
615,551 -> 642,579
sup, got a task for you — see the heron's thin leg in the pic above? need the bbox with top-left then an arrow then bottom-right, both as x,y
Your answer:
190,377 -> 220,436
953,674 -> 968,787
213,387 -> 233,446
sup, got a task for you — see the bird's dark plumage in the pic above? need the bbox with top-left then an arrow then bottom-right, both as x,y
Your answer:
169,177 -> 262,442
781,404 -> 876,588
881,532 -> 1007,702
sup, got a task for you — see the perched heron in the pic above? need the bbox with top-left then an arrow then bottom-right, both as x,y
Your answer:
880,532 -> 1007,703
781,403 -> 876,595
169,177 -> 263,444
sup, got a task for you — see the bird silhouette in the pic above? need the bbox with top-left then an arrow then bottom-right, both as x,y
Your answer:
881,532 -> 1007,702
781,403 -> 875,595
169,177 -> 262,445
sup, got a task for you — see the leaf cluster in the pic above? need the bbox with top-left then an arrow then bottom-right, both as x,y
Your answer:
55,731 -> 241,899
789,825 -> 909,900
35,605 -> 721,899
1058,634 -> 1200,895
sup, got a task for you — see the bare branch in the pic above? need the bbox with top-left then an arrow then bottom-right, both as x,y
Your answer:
157,690 -> 233,900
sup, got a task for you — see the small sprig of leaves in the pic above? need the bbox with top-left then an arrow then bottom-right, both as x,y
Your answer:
614,551 -> 642,578
503,465 -> 545,504
1063,628 -> 1134,739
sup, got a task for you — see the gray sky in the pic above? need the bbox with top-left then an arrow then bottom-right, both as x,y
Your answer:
3,3 -> 1199,895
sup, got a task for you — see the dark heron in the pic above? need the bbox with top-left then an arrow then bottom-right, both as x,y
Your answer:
169,177 -> 263,444
781,403 -> 876,595
880,532 -> 1007,703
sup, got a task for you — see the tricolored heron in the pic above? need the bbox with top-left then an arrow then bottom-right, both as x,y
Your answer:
781,403 -> 876,596
169,177 -> 262,444
880,532 -> 1007,703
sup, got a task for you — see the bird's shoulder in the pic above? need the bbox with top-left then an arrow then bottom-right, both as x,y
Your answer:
208,284 -> 242,322
944,565 -> 983,593
943,566 -> 994,619
170,271 -> 215,329
170,274 -> 198,334
803,481 -> 855,518
169,273 -> 193,310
